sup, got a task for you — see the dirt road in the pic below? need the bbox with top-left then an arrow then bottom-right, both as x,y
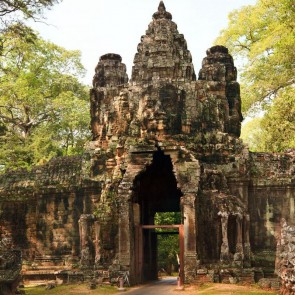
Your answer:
123,277 -> 182,295
122,277 -> 278,295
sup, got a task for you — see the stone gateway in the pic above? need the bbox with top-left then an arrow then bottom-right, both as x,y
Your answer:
0,1 -> 294,290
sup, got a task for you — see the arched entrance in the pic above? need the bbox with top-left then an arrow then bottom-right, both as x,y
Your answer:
131,150 -> 183,283
117,146 -> 199,285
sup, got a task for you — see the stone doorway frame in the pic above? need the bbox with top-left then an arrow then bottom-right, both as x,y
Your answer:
117,145 -> 200,283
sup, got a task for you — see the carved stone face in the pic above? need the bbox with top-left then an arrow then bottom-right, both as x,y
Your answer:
0,237 -> 13,250
143,95 -> 154,109
119,91 -> 128,102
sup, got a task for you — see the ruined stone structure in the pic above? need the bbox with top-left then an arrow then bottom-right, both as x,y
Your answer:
276,219 -> 295,294
0,237 -> 21,295
0,1 -> 294,289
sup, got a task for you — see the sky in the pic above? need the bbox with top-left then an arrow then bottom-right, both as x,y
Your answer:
30,0 -> 256,85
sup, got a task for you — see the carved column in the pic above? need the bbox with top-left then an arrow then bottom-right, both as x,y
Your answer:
118,191 -> 131,267
243,214 -> 251,265
79,215 -> 88,251
117,164 -> 146,268
218,211 -> 230,261
78,214 -> 93,267
94,221 -> 101,264
183,193 -> 198,281
170,151 -> 200,283
234,213 -> 244,265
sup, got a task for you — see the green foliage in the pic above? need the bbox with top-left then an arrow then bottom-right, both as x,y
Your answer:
0,26 -> 90,171
241,88 -> 295,152
0,0 -> 60,23
216,0 -> 295,152
216,0 -> 295,113
0,0 -> 61,51
259,88 -> 295,152
155,212 -> 181,225
155,212 -> 181,274
241,117 -> 265,152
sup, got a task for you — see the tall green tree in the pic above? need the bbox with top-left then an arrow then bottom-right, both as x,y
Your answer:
0,26 -> 90,171
215,0 -> 295,151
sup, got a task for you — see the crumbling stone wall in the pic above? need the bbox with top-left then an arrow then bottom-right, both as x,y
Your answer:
249,152 -> 295,269
276,219 -> 295,294
0,237 -> 21,295
0,156 -> 105,270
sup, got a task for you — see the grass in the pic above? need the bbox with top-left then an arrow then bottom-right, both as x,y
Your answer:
24,284 -> 118,295
190,283 -> 278,295
24,282 -> 279,295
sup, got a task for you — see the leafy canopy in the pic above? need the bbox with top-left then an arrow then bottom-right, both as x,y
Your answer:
216,0 -> 295,152
0,26 -> 90,171
215,0 -> 295,113
0,0 -> 60,20
241,88 -> 295,152
0,0 -> 61,58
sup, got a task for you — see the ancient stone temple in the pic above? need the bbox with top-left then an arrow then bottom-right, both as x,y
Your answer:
0,1 -> 294,289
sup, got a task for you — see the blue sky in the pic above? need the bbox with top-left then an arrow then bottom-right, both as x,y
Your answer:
31,0 -> 256,85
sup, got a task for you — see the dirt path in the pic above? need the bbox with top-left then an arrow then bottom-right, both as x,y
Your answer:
122,277 -> 278,295
189,283 -> 272,294
123,277 -> 182,295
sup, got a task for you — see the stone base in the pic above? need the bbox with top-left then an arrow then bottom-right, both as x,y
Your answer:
22,269 -> 84,286
258,278 -> 281,291
195,268 -> 257,284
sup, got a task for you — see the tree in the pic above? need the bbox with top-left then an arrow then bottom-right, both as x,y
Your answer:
240,117 -> 265,152
0,0 -> 60,22
0,26 -> 90,171
242,88 -> 295,152
260,88 -> 295,152
0,0 -> 61,58
155,212 -> 181,274
215,0 -> 295,151
215,0 -> 295,113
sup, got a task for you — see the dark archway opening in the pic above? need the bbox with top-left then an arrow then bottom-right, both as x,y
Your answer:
132,150 -> 182,282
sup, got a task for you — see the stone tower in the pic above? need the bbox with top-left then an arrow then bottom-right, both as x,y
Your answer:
88,1 -> 248,283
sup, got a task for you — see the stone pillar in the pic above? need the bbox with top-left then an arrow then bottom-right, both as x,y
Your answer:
94,221 -> 101,264
243,214 -> 251,265
116,150 -> 154,270
218,211 -> 230,261
170,150 -> 200,282
79,216 -> 88,251
234,213 -> 244,265
117,191 -> 131,267
183,193 -> 198,281
78,214 -> 93,267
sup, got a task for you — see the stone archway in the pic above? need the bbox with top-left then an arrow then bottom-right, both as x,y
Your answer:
116,145 -> 200,284
131,149 -> 182,282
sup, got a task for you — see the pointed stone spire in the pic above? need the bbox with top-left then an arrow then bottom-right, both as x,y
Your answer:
131,1 -> 195,83
158,1 -> 166,12
153,1 -> 172,20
